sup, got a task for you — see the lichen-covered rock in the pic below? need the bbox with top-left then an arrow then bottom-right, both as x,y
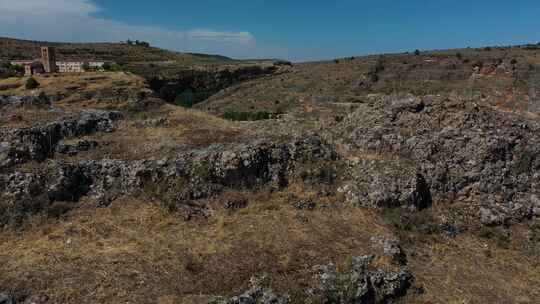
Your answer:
292,199 -> 317,210
139,117 -> 169,128
0,92 -> 50,108
369,236 -> 407,265
308,255 -> 412,304
339,159 -> 432,211
0,135 -> 338,226
333,94 -> 540,226
55,140 -> 98,156
0,110 -> 122,167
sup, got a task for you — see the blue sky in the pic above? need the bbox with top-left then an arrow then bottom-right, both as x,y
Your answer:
1,0 -> 539,61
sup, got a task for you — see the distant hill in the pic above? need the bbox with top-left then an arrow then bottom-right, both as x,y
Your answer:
0,36 -> 232,64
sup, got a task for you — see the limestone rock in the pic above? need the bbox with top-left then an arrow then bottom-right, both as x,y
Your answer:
308,255 -> 412,303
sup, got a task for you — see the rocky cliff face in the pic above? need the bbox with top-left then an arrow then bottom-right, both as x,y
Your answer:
148,65 -> 282,103
0,110 -> 122,168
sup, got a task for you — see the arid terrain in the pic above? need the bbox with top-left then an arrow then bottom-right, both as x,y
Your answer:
1,40 -> 540,304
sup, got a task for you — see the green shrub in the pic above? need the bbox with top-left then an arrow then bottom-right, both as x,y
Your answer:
25,77 -> 40,89
222,110 -> 273,121
414,49 -> 421,56
102,62 -> 122,72
0,62 -> 24,79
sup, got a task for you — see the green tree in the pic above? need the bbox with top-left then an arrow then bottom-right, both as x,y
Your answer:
25,77 -> 40,89
414,49 -> 421,56
102,62 -> 121,72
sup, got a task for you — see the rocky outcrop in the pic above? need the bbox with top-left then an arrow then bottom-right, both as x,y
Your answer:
333,94 -> 540,226
74,87 -> 153,104
55,140 -> 98,156
307,255 -> 412,304
0,293 -> 50,304
210,251 -> 412,304
0,136 -> 338,227
369,236 -> 408,265
0,92 -> 51,108
0,110 -> 122,168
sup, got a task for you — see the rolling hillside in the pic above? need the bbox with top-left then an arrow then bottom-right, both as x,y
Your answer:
0,36 -> 232,64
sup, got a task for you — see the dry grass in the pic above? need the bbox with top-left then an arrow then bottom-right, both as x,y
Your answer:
403,232 -> 540,304
0,72 -> 145,96
53,103 -> 242,162
0,72 -> 148,129
0,106 -> 67,129
0,186 -> 391,304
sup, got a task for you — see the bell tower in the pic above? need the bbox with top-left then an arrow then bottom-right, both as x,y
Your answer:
41,46 -> 57,73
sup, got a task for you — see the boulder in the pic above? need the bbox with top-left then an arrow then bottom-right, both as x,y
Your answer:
308,255 -> 412,303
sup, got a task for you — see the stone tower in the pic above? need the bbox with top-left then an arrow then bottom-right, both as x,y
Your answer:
41,46 -> 57,73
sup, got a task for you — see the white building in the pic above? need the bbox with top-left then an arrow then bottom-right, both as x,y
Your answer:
55,61 -> 107,73
88,61 -> 105,69
56,61 -> 85,73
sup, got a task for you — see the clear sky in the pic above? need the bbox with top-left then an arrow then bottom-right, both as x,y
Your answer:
1,0 -> 539,61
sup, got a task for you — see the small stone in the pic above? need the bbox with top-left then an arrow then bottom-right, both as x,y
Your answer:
292,200 -> 316,210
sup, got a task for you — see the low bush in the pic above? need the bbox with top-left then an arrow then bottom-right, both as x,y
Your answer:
0,61 -> 24,79
25,77 -> 40,89
102,62 -> 122,72
222,110 -> 273,121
